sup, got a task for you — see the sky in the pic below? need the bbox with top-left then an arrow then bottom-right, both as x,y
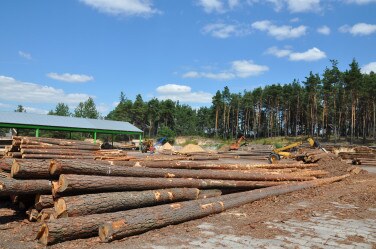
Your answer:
0,0 -> 376,116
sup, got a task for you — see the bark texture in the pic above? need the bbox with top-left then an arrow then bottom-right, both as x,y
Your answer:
35,195 -> 54,211
11,159 -> 51,179
0,178 -> 51,196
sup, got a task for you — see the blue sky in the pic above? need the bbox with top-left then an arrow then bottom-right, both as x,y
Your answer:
1,0 -> 376,116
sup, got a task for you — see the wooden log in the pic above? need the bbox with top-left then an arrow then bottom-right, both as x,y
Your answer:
21,137 -> 100,148
27,208 -> 39,222
36,175 -> 349,245
11,152 -> 22,158
197,189 -> 222,199
54,174 -> 289,196
20,144 -> 100,151
111,160 -> 318,170
50,160 -> 316,182
20,149 -> 95,156
54,188 -> 201,218
22,154 -> 95,160
11,159 -> 51,179
37,208 -> 56,222
0,158 -> 13,172
0,178 -> 51,196
35,195 -> 54,211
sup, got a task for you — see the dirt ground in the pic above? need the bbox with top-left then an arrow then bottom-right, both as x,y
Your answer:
0,159 -> 375,249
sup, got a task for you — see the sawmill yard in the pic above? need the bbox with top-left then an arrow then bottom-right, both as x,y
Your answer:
0,136 -> 375,248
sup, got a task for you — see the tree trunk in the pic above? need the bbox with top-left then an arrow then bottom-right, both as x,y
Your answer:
55,188 -> 202,218
11,159 -> 51,179
0,178 -> 51,196
22,154 -> 95,160
50,161 -> 315,182
20,149 -> 94,156
54,174 -> 290,197
20,144 -> 99,151
0,158 -> 13,172
36,175 -> 348,245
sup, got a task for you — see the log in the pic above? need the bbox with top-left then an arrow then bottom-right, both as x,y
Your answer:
37,208 -> 56,222
50,160 -> 316,182
0,158 -> 14,172
197,189 -> 222,199
22,154 -> 95,160
54,174 -> 288,196
36,175 -> 349,245
27,208 -> 39,222
20,149 -> 94,156
11,159 -> 51,179
35,195 -> 54,211
112,160 -> 318,170
21,137 -> 100,148
0,178 -> 51,196
20,144 -> 100,151
54,188 -> 201,218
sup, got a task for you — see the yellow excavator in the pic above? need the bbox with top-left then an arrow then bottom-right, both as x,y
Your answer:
268,137 -> 328,164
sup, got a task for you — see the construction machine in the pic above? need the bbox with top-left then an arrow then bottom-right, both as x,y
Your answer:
229,136 -> 248,150
268,137 -> 328,164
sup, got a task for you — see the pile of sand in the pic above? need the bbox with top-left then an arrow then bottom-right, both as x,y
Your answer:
179,144 -> 206,154
161,142 -> 173,151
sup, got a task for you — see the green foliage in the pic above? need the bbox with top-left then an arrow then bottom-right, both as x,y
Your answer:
157,125 -> 176,144
48,103 -> 70,116
74,97 -> 99,119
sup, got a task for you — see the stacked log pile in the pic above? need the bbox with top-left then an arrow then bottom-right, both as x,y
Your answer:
325,145 -> 376,166
0,155 -> 349,246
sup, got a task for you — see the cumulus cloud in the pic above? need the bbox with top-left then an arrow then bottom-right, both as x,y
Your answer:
266,46 -> 327,61
362,62 -> 376,74
79,0 -> 160,17
252,20 -> 307,40
183,60 -> 269,80
202,23 -> 249,38
0,75 -> 91,104
18,51 -> 32,60
197,0 -> 224,13
23,106 -> 49,114
156,84 -> 212,103
339,23 -> 376,36
317,25 -> 331,35
286,0 -> 321,12
47,73 -> 94,83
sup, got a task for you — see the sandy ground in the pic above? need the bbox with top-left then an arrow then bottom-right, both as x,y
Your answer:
0,159 -> 375,249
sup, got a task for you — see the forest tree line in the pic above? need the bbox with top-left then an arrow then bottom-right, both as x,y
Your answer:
15,59 -> 376,143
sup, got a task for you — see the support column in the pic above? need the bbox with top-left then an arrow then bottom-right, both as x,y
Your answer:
36,128 -> 40,137
139,133 -> 142,151
112,134 -> 114,148
94,131 -> 97,144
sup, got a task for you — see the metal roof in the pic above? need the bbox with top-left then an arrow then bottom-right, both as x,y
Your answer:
0,112 -> 142,133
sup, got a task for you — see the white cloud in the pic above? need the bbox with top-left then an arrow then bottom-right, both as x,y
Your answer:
252,20 -> 307,40
286,0 -> 321,12
23,106 -> 49,114
339,23 -> 376,36
0,103 -> 12,108
266,46 -> 327,61
290,17 -> 300,22
156,84 -> 212,103
198,0 -> 224,13
317,25 -> 330,35
362,62 -> 376,74
202,23 -> 249,38
47,73 -> 94,83
228,0 -> 240,8
18,51 -> 32,60
183,60 -> 268,80
0,75 -> 91,104
345,0 -> 376,4
79,0 -> 160,17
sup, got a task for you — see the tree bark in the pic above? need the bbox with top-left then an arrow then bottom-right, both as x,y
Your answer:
20,144 -> 100,151
35,194 -> 54,211
0,178 -> 51,196
54,174 -> 289,196
0,158 -> 13,172
22,154 -> 95,160
11,159 -> 51,179
50,161 -> 315,182
20,149 -> 94,156
36,175 -> 348,245
54,188 -> 201,218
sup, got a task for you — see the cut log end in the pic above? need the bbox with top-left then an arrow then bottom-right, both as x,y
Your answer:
57,175 -> 68,192
55,198 -> 67,218
49,160 -> 61,176
98,223 -> 113,243
36,223 -> 49,245
10,160 -> 20,178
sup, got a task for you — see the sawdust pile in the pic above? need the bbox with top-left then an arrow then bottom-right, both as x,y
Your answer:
179,144 -> 206,154
161,142 -> 173,151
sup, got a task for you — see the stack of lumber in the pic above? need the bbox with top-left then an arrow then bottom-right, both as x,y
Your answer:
0,138 -> 12,156
336,146 -> 376,166
3,136 -> 100,159
0,158 -> 348,246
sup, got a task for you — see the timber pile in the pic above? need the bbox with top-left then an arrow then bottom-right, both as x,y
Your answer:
0,156 -> 349,246
95,149 -> 132,161
3,136 -> 100,160
218,145 -> 272,160
326,145 -> 376,166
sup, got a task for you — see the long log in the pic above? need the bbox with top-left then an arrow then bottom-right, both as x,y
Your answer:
36,175 -> 349,245
54,188 -> 201,218
20,149 -> 95,156
50,160 -> 316,181
35,195 -> 54,211
21,137 -> 100,148
54,174 -> 288,196
0,178 -> 51,196
22,154 -> 95,160
0,158 -> 13,172
197,189 -> 222,199
111,160 -> 318,170
11,159 -> 51,179
20,144 -> 100,151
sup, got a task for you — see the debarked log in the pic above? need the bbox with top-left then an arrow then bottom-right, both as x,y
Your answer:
54,174 -> 289,196
36,174 -> 349,245
0,178 -> 51,196
11,159 -> 51,179
50,160 -> 316,181
54,188 -> 201,218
